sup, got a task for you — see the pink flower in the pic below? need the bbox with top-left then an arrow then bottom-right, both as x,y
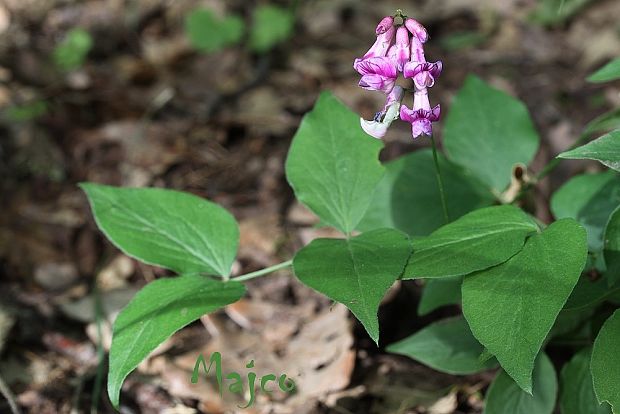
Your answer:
393,27 -> 410,71
354,12 -> 441,140
355,26 -> 395,63
376,16 -> 394,35
400,99 -> 441,138
404,18 -> 429,43
355,57 -> 398,93
409,35 -> 426,64
360,86 -> 404,139
404,61 -> 443,89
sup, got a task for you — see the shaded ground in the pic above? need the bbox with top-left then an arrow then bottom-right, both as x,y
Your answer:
0,0 -> 619,413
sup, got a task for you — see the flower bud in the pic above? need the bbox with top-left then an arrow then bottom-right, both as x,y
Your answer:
394,26 -> 410,71
375,16 -> 394,35
404,18 -> 428,43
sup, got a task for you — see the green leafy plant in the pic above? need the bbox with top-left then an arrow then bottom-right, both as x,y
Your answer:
81,16 -> 620,413
249,5 -> 295,53
530,0 -> 598,26
4,101 -> 48,122
185,5 -> 294,54
184,8 -> 244,53
53,28 -> 93,71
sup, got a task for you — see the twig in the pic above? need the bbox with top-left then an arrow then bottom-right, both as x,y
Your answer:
0,372 -> 22,414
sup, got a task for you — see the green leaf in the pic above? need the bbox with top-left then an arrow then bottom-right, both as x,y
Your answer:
462,219 -> 587,392
184,8 -> 244,53
588,58 -> 620,83
592,309 -> 620,412
387,316 -> 497,374
285,92 -> 385,234
80,183 -> 239,277
108,275 -> 245,408
404,205 -> 539,279
585,108 -> 620,135
357,149 -> 495,236
560,347 -> 611,414
605,206 -> 620,286
443,75 -> 540,193
549,307 -> 595,341
529,0 -> 597,26
249,5 -> 294,53
53,28 -> 93,71
551,171 -> 620,252
5,101 -> 48,122
484,353 -> 557,414
558,130 -> 620,172
417,277 -> 462,316
292,228 -> 411,344
564,276 -> 611,310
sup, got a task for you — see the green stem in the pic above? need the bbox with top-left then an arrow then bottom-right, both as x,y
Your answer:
0,371 -> 21,414
231,260 -> 293,282
91,283 -> 105,414
430,134 -> 450,223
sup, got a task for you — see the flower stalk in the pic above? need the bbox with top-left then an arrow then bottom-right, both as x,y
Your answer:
430,134 -> 450,223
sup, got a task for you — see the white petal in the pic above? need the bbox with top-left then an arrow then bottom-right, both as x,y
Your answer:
360,118 -> 388,139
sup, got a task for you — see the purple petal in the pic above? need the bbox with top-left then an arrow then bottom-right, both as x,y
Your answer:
430,104 -> 441,121
358,74 -> 395,93
399,104 -> 416,123
355,57 -> 397,78
404,18 -> 429,43
411,119 -> 432,138
375,16 -> 394,35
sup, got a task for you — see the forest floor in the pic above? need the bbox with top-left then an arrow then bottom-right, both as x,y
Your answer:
0,0 -> 619,413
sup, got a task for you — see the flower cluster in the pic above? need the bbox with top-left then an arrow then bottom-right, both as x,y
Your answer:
354,13 -> 442,140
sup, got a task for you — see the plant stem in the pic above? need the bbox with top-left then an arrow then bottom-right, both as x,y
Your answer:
91,283 -> 105,414
0,372 -> 21,414
430,134 -> 450,223
231,260 -> 293,282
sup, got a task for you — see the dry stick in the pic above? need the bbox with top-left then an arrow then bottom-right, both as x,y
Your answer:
0,372 -> 21,414
430,134 -> 450,223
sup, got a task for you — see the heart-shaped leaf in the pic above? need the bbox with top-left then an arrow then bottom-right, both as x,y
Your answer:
558,130 -> 620,172
484,353 -> 557,414
357,149 -> 495,236
561,347 -> 611,414
108,275 -> 245,408
417,277 -> 462,316
292,228 -> 411,344
591,309 -> 620,413
550,171 -> 620,252
81,183 -> 239,277
286,92 -> 385,235
604,206 -> 620,286
443,75 -> 540,193
387,316 -> 497,374
462,219 -> 587,392
404,205 -> 539,279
